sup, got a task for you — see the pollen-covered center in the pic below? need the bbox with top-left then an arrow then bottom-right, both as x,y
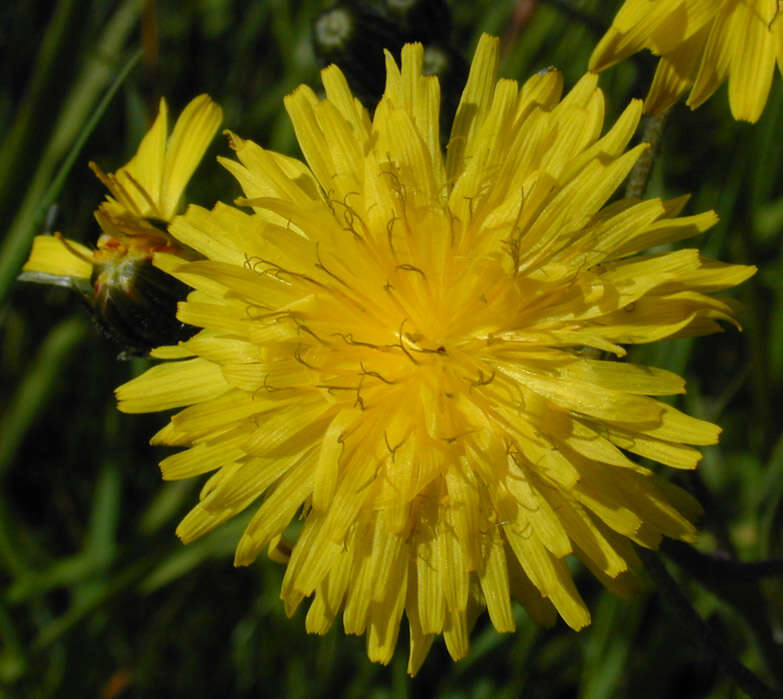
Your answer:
281,196 -> 511,421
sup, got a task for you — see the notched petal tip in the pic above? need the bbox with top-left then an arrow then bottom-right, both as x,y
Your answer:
22,234 -> 94,280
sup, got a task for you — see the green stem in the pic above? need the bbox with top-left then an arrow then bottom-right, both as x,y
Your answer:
0,316 -> 88,476
31,558 -> 155,651
625,112 -> 667,199
0,0 -> 81,219
661,539 -> 783,687
34,48 -> 143,224
0,597 -> 26,683
638,548 -> 782,699
0,0 -> 140,307
662,540 -> 783,581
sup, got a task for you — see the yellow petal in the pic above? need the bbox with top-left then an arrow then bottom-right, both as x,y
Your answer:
646,25 -> 707,114
159,94 -> 223,218
22,235 -> 93,280
116,98 -> 168,217
445,33 -> 500,181
159,427 -> 247,480
687,4 -> 735,110
116,357 -> 230,413
726,1 -> 777,121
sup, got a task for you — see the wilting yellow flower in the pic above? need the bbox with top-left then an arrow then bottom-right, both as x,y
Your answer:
590,0 -> 783,122
90,94 -> 223,225
21,95 -> 222,351
117,35 -> 754,672
23,94 -> 221,284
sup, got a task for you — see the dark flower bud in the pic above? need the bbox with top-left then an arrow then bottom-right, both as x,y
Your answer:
91,257 -> 196,355
89,211 -> 198,356
312,2 -> 407,108
384,0 -> 453,44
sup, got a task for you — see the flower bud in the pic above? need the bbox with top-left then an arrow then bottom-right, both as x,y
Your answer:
89,211 -> 197,355
384,0 -> 452,44
312,2 -> 406,107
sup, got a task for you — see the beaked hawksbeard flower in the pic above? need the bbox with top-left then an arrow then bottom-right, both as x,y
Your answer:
590,0 -> 783,122
21,95 -> 221,350
117,35 -> 754,673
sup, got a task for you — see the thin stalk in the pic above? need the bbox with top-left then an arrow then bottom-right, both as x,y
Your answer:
638,548 -> 782,699
626,112 -> 667,199
0,0 -> 81,218
34,48 -> 143,224
661,539 -> 783,687
662,540 -> 783,582
0,316 -> 88,476
0,0 -> 140,306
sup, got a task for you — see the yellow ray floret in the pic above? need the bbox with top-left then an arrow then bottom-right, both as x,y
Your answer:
91,94 -> 223,222
22,96 -> 222,292
590,0 -> 783,122
117,35 -> 755,674
22,235 -> 93,281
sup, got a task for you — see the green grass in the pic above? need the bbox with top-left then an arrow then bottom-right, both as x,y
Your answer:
2,1 -> 782,696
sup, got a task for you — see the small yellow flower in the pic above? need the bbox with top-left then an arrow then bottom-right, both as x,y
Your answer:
22,95 -> 222,351
590,0 -> 783,122
23,94 -> 222,283
117,36 -> 754,672
90,94 -> 223,225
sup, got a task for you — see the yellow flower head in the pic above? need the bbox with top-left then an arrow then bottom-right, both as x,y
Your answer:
23,94 -> 222,284
90,94 -> 223,225
21,95 -> 221,351
590,0 -> 783,122
117,35 -> 754,673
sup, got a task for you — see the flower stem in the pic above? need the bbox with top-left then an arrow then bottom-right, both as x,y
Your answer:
638,547 -> 782,699
660,539 -> 783,687
625,112 -> 667,199
0,1 -> 141,306
661,540 -> 783,581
